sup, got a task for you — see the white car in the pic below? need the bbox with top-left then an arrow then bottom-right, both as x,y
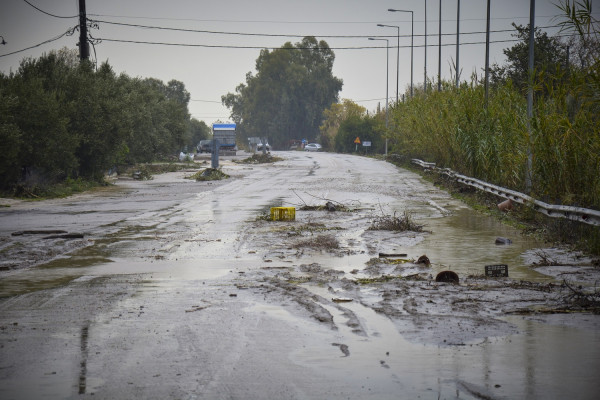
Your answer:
304,143 -> 322,152
256,142 -> 270,151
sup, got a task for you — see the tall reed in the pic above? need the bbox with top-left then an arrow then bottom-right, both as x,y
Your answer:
388,75 -> 599,209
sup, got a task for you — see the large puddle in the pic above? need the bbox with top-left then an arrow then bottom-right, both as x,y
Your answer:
252,291 -> 600,399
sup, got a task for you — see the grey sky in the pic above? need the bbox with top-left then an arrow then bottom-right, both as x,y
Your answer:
1,0 -> 571,126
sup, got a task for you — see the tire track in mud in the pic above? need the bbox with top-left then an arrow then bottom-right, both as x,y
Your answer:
238,262 -> 370,338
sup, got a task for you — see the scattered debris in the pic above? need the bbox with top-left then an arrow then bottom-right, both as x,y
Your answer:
237,153 -> 283,164
530,250 -> 560,266
12,230 -> 68,236
497,199 -> 513,212
185,305 -> 208,313
416,255 -> 430,265
325,201 -> 336,212
435,270 -> 459,284
42,233 -> 85,240
188,168 -> 230,181
332,298 -> 353,303
368,211 -> 423,232
495,237 -> 512,245
332,343 -> 350,357
270,207 -> 295,221
366,257 -> 411,265
293,234 -> 339,250
292,189 -> 357,212
559,279 -> 600,313
379,252 -> 408,258
299,263 -> 322,273
485,264 -> 509,277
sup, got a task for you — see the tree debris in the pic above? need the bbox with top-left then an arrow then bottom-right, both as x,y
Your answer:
368,211 -> 423,232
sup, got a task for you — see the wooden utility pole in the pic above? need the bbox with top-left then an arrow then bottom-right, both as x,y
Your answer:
78,0 -> 89,61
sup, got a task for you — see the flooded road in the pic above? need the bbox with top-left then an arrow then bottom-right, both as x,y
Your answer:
1,151 -> 599,399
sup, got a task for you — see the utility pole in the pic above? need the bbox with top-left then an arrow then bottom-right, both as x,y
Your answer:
484,0 -> 491,107
424,0 -> 427,93
78,0 -> 89,61
456,0 -> 460,88
438,0 -> 442,91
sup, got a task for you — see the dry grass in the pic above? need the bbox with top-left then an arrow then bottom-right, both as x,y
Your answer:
368,211 -> 423,232
188,168 -> 230,181
293,234 -> 339,250
237,154 -> 283,164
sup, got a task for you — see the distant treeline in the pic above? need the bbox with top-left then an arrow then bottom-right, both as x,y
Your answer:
0,48 -> 210,191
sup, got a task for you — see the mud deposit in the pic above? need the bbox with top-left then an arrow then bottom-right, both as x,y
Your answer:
1,152 -> 599,399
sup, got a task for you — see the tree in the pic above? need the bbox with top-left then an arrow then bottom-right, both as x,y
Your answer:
0,89 -> 23,187
0,49 -> 198,190
319,99 -> 366,150
222,37 -> 343,148
334,115 -> 385,154
489,24 -> 567,93
189,118 -> 211,148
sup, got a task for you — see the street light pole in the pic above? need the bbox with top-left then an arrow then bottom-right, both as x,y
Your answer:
456,0 -> 460,88
369,37 -> 389,155
438,0 -> 442,91
387,9 -> 414,98
377,24 -> 400,103
425,0 -> 428,92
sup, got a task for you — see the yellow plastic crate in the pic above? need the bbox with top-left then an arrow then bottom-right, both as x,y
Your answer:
270,207 -> 295,221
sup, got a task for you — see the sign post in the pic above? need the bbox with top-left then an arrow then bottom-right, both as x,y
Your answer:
485,264 -> 509,277
354,137 -> 361,152
363,141 -> 371,154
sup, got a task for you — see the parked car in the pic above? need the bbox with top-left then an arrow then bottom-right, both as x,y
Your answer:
257,142 -> 271,151
304,143 -> 322,152
197,140 -> 212,153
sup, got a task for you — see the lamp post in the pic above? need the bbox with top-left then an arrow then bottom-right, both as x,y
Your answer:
377,24 -> 400,104
438,0 -> 442,91
456,0 -> 460,88
387,9 -> 413,98
369,37 -> 389,155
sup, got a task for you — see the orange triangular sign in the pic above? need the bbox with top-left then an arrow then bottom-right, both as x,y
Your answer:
354,137 -> 361,144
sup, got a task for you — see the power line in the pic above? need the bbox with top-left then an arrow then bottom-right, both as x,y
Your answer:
87,13 -> 565,25
90,18 -> 562,40
92,29 -> 582,52
22,0 -> 78,19
354,97 -> 388,103
0,27 -> 77,58
91,38 -> 379,50
90,35 -> 533,50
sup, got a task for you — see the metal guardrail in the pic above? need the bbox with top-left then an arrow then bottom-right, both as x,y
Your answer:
411,159 -> 600,226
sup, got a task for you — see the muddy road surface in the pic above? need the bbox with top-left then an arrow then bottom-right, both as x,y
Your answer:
1,151 -> 599,399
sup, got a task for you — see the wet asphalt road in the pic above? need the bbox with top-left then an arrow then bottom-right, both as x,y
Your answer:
1,151 -> 599,399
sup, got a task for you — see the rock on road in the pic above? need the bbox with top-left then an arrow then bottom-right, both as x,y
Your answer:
1,151 -> 599,399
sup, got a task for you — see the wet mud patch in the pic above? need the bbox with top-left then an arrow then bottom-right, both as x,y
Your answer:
244,214 -> 363,260
293,234 -> 340,251
350,276 -> 580,346
237,263 -> 368,336
523,247 -> 600,286
0,233 -> 91,272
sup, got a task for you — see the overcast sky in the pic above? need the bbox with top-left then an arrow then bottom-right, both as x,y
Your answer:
1,0 -> 572,126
